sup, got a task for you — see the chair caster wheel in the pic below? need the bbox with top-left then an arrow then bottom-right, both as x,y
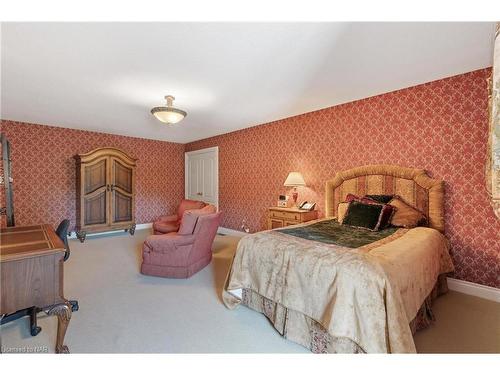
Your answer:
69,300 -> 79,312
31,326 -> 42,336
76,231 -> 86,243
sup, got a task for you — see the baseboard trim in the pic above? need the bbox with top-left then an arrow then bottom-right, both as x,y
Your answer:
68,223 -> 152,239
217,226 -> 248,237
68,223 -> 246,239
447,277 -> 500,303
135,223 -> 153,230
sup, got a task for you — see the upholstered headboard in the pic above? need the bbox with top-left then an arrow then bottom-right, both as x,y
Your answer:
325,165 -> 445,232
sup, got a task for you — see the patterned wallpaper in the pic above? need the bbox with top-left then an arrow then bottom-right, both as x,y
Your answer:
0,120 -> 185,229
1,69 -> 498,288
186,68 -> 500,288
0,140 -> 6,228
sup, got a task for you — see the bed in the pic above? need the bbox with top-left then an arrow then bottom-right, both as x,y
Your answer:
223,165 -> 454,353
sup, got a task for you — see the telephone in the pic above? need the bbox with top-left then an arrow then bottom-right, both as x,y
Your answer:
298,201 -> 316,210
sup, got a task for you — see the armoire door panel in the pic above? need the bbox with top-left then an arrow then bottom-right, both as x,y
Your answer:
112,159 -> 133,193
112,191 -> 132,223
84,159 -> 107,195
110,157 -> 134,225
84,191 -> 107,226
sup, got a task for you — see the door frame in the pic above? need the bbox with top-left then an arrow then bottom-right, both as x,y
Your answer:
184,146 -> 219,209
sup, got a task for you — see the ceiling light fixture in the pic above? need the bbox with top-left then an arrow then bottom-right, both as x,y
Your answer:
151,95 -> 187,124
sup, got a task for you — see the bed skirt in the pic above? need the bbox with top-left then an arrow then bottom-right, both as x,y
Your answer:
241,273 -> 449,353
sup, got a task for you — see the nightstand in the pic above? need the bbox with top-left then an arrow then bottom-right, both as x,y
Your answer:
267,207 -> 318,230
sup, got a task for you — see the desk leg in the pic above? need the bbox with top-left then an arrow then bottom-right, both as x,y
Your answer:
47,301 -> 72,353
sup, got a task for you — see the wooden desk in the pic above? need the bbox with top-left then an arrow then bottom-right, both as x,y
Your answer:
0,224 -> 72,353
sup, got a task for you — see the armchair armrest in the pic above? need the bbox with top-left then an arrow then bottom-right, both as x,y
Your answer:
156,214 -> 178,222
144,234 -> 196,254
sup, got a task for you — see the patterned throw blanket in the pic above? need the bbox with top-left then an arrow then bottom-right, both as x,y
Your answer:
277,219 -> 398,247
223,219 -> 454,353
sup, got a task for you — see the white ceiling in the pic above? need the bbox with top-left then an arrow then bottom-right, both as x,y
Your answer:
1,22 -> 496,143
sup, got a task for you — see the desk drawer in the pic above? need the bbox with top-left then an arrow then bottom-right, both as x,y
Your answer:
1,253 -> 63,314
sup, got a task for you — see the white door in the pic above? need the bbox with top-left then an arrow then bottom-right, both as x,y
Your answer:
185,147 -> 218,207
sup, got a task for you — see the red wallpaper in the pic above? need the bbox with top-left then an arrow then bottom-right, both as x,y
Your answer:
1,69 -> 498,288
186,68 -> 500,288
0,120 -> 185,229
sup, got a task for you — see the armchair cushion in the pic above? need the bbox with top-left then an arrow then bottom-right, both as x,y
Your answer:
153,221 -> 180,234
178,205 -> 217,235
153,199 -> 206,235
177,199 -> 206,220
177,212 -> 199,235
156,214 -> 179,222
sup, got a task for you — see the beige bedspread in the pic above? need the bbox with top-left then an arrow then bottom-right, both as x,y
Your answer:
223,220 -> 454,353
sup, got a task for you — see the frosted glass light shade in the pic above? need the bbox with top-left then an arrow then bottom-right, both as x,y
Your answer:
151,95 -> 187,125
151,108 -> 186,124
284,172 -> 306,187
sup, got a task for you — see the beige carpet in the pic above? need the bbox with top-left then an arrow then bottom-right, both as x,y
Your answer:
1,229 -> 499,353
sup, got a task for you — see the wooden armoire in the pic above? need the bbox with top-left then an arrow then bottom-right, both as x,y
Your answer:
74,147 -> 137,242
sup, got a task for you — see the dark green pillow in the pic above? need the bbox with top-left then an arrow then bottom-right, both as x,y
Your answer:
365,194 -> 394,204
342,201 -> 383,231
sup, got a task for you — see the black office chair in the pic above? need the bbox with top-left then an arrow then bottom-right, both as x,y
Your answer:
56,219 -> 71,261
1,220 -> 79,336
55,219 -> 79,313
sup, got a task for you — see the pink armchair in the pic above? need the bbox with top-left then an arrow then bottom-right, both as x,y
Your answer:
141,207 -> 222,278
153,199 -> 206,235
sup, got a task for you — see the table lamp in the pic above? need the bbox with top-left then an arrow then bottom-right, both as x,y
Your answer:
284,172 -> 306,207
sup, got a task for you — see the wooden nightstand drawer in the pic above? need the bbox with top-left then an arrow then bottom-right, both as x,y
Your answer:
270,210 -> 300,221
267,207 -> 318,230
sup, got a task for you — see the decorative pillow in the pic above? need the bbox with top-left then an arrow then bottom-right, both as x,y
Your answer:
337,202 -> 350,223
388,197 -> 427,228
345,193 -> 360,202
178,205 -> 217,234
365,194 -> 394,204
195,204 -> 217,215
178,212 -> 199,235
378,204 -> 396,229
342,201 -> 385,231
346,193 -> 384,205
344,193 -> 393,204
342,194 -> 395,229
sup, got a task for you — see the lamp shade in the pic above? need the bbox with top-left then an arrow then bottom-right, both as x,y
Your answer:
284,172 -> 306,187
